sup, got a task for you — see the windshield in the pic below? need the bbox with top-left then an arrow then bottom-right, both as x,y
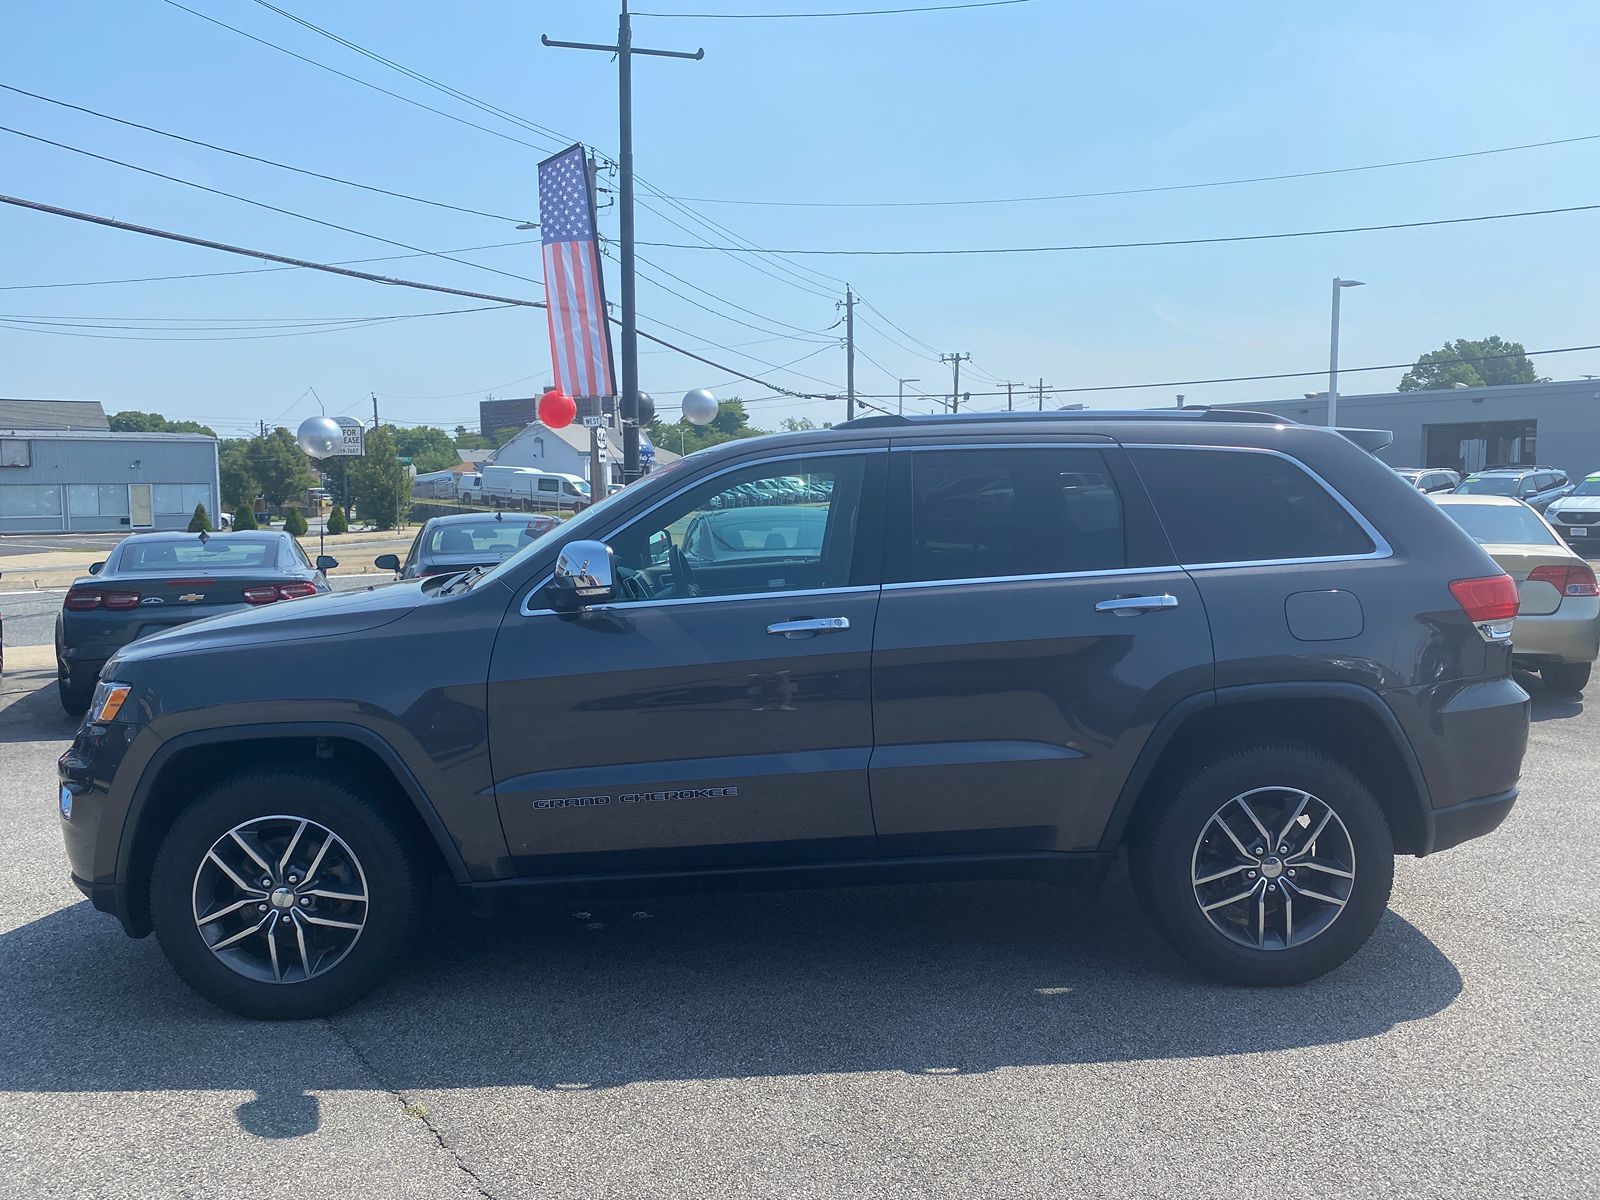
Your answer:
1570,477 -> 1600,497
1454,475 -> 1521,497
424,519 -> 538,559
115,537 -> 278,571
1439,502 -> 1558,546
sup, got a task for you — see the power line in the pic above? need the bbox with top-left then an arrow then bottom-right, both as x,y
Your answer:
640,201 -> 1600,255
0,314 -> 450,342
672,131 -> 1600,208
0,123 -> 546,288
156,0 -> 561,155
0,83 -> 534,225
634,0 -> 1036,17
632,250 -> 838,341
0,238 -> 537,291
0,192 -> 841,399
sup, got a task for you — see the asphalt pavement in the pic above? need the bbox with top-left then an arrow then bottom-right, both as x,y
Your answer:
0,670 -> 1595,1198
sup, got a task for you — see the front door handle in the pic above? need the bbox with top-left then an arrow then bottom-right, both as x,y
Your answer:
767,617 -> 851,638
1094,594 -> 1179,616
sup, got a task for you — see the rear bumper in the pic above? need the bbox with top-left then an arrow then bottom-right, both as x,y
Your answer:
1510,598 -> 1600,665
1424,787 -> 1518,855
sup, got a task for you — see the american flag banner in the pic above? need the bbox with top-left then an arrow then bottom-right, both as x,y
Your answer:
538,143 -> 617,400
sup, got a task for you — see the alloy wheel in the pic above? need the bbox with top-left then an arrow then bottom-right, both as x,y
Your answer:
1190,786 -> 1356,951
191,815 -> 369,984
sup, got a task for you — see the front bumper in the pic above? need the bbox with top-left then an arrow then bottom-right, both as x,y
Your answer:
58,717 -> 146,935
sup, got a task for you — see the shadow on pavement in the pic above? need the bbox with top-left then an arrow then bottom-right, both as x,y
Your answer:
1515,668 -> 1588,723
0,669 -> 79,744
0,871 -> 1463,1138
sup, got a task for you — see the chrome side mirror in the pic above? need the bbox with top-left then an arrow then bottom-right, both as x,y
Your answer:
549,540 -> 616,610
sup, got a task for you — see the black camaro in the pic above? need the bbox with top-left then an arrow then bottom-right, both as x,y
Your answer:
55,530 -> 336,715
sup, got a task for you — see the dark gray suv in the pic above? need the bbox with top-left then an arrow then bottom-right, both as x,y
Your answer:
57,410 -> 1531,1018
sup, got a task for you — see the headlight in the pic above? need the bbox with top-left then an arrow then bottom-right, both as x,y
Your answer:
87,680 -> 133,723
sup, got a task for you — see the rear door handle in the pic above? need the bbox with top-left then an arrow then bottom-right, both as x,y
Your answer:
767,617 -> 851,638
1094,594 -> 1179,616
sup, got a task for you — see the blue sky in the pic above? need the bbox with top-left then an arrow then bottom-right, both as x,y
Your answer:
3,0 -> 1598,435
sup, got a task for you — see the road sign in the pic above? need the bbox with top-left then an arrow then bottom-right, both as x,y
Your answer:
330,415 -> 365,456
582,415 -> 606,429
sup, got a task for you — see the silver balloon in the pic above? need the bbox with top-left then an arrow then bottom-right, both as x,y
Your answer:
296,415 -> 341,458
681,388 -> 718,426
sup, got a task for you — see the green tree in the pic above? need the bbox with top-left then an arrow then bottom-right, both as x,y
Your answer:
647,397 -> 766,458
394,425 -> 459,472
231,506 -> 258,531
326,504 -> 348,535
109,410 -> 217,436
1399,337 -> 1547,391
283,508 -> 309,537
453,425 -> 494,450
219,440 -> 258,510
249,427 -> 317,510
348,425 -> 406,530
187,503 -> 213,533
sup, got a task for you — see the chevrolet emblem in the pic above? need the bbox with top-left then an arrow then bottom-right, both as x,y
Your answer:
178,593 -> 205,603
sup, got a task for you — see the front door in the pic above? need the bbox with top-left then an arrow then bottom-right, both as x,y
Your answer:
868,441 -> 1213,856
489,449 -> 887,875
129,484 -> 154,528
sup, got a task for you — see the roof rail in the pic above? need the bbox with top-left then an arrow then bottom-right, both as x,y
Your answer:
834,407 -> 1292,430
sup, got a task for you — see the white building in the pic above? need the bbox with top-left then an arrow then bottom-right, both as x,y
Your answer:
490,422 -> 678,486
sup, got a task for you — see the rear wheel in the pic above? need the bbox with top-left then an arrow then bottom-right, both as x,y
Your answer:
1540,661 -> 1591,697
149,770 -> 428,1019
1130,745 -> 1393,986
57,651 -> 91,716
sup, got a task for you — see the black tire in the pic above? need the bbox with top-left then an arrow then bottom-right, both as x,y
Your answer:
1540,661 -> 1591,697
150,770 -> 428,1019
57,653 -> 91,717
1129,745 -> 1394,986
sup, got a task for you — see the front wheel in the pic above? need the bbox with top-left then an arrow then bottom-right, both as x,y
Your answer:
1130,745 -> 1393,986
1540,661 -> 1591,697
150,771 -> 428,1019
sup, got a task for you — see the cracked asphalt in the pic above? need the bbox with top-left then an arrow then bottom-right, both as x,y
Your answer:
1,666 -> 1595,1199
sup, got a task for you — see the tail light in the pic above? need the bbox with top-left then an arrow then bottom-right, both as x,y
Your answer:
242,582 -> 320,605
1527,562 -> 1599,598
102,591 -> 141,610
64,588 -> 103,611
1449,574 -> 1518,642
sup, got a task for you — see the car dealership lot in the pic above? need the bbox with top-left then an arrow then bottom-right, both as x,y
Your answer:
0,671 -> 1595,1199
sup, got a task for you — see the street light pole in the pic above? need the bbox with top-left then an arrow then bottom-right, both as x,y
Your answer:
1328,277 -> 1364,428
898,378 -> 920,416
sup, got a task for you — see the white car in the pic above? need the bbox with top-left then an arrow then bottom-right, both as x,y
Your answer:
1543,471 -> 1600,551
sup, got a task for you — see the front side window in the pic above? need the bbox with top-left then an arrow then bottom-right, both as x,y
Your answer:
1131,447 -> 1375,565
592,454 -> 869,603
904,447 -> 1125,582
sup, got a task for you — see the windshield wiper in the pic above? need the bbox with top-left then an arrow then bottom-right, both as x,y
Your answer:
439,564 -> 490,595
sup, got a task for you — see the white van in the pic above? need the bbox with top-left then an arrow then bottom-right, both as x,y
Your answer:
477,466 -> 591,510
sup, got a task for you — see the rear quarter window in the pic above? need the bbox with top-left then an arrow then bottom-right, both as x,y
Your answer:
1130,447 -> 1376,566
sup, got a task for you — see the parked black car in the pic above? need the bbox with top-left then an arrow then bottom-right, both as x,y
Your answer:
58,410 -> 1530,1018
55,531 -> 336,716
1453,467 -> 1574,512
376,511 -> 561,580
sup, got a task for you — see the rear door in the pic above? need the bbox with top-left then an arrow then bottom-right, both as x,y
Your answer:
867,439 -> 1213,856
488,448 -> 888,875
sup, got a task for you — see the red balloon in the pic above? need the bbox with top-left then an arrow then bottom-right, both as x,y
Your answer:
538,388 -> 576,429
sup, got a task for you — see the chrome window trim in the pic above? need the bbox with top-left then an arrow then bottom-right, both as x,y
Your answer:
520,446 -> 885,617
1123,442 -> 1394,569
523,584 -> 879,618
882,564 -> 1181,592
889,438 -> 1114,452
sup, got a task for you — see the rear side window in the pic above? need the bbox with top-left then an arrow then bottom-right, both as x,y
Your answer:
1130,448 -> 1375,566
906,447 -> 1125,581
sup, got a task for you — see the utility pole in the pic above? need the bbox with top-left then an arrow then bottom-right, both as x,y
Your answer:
1004,381 -> 1017,411
1037,378 -> 1048,410
371,392 -> 379,429
543,3 -> 704,482
940,352 -> 970,413
258,419 -> 267,439
1328,277 -> 1364,428
843,287 -> 856,421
